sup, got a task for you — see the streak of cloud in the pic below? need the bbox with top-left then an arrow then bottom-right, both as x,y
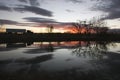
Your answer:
0,5 -> 12,11
66,9 -> 74,12
0,19 -> 18,25
23,17 -> 57,23
18,0 -> 28,3
14,5 -> 53,17
66,0 -> 84,4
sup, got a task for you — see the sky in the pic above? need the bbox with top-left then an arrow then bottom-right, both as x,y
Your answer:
0,0 -> 120,33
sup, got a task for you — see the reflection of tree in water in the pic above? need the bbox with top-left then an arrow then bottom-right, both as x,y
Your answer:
24,42 -> 54,54
36,42 -> 54,52
72,41 -> 114,59
45,42 -> 54,52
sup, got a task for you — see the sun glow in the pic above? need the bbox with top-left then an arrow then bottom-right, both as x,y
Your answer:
0,27 -> 6,33
65,27 -> 97,34
31,27 -> 67,33
33,27 -> 96,34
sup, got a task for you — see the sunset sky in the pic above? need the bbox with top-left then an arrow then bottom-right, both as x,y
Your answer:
0,0 -> 120,33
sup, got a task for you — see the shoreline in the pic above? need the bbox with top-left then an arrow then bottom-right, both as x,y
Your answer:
0,33 -> 120,43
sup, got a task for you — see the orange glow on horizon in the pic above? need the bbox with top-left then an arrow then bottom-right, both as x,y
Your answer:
31,27 -> 96,33
65,26 -> 97,34
31,25 -> 97,33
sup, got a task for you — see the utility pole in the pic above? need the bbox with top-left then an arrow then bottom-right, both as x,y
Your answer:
47,25 -> 53,33
0,21 -> 6,32
0,21 -> 2,28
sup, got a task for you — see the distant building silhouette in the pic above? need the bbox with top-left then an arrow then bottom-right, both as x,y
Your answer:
6,29 -> 26,34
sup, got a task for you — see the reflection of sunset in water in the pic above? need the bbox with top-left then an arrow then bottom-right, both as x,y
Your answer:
30,41 -> 96,48
0,41 -> 120,80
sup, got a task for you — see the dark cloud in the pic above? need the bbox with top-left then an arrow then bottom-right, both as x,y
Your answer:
66,9 -> 74,12
0,5 -> 12,11
14,5 -> 53,17
23,17 -> 57,23
22,17 -> 74,28
23,17 -> 75,26
91,0 -> 120,20
0,19 -> 18,25
66,0 -> 84,4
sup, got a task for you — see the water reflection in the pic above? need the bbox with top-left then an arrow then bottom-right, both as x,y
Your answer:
24,42 -> 54,54
72,41 -> 110,59
0,54 -> 53,78
0,42 -> 33,52
0,41 -> 120,80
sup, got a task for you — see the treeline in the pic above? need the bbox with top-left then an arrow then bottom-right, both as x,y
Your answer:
0,33 -> 120,43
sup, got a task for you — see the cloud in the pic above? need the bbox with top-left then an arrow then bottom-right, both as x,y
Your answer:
14,5 -> 53,17
58,22 -> 73,25
23,17 -> 57,23
0,19 -> 18,25
91,0 -> 120,20
22,17 -> 74,28
0,5 -> 12,11
18,0 -> 40,6
66,9 -> 74,12
66,0 -> 84,4
29,0 -> 40,6
23,17 -> 74,25
18,0 -> 28,3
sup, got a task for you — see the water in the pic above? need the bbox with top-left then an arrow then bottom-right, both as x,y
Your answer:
0,41 -> 120,80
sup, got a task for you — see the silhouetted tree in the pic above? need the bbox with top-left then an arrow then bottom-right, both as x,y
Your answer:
89,17 -> 108,34
72,17 -> 109,34
0,21 -> 5,33
72,20 -> 87,34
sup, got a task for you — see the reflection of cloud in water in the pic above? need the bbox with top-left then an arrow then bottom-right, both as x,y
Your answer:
0,48 -> 18,52
17,54 -> 53,64
0,54 -> 53,64
1,52 -> 120,80
24,47 -> 54,54
0,41 -> 120,80
0,54 -> 53,73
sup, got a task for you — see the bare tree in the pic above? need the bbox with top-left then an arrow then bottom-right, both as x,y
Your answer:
72,20 -> 87,34
89,17 -> 108,34
72,16 -> 108,34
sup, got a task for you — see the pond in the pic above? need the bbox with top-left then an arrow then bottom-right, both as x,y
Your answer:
0,41 -> 120,80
